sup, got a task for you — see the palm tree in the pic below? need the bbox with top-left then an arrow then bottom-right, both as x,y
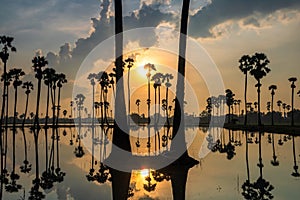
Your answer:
239,55 -> 253,125
282,103 -> 287,118
125,57 -> 134,122
21,81 -> 33,128
9,68 -> 25,128
174,3 -> 202,174
111,1 -> 132,200
288,77 -> 297,126
162,73 -> 174,126
0,36 -> 16,129
269,85 -> 277,126
144,63 -> 156,123
170,0 -> 198,172
88,72 -> 97,163
7,68 -> 24,193
43,68 -> 56,128
56,73 -> 67,126
291,136 -> 300,177
225,89 -> 235,123
271,134 -> 279,166
32,56 -> 48,129
250,53 -> 271,126
277,100 -> 282,113
135,99 -> 141,118
152,72 -> 164,124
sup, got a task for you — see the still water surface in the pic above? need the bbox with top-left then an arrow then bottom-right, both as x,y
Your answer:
2,127 -> 300,199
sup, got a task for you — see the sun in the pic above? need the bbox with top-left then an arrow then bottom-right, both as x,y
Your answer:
139,169 -> 150,178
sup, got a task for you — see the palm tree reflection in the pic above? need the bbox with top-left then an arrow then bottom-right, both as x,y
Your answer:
242,132 -> 274,199
291,136 -> 300,177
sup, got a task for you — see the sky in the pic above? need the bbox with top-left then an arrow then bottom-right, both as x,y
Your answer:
0,0 -> 300,116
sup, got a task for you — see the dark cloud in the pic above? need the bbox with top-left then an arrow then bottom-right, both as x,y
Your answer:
189,0 -> 300,38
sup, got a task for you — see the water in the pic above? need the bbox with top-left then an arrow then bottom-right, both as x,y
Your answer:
1,127 -> 300,199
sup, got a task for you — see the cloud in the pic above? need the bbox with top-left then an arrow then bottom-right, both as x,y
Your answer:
189,0 -> 300,38
45,0 -> 174,80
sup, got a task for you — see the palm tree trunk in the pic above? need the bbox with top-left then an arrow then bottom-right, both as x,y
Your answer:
12,87 -> 18,175
22,93 -> 29,128
271,94 -> 274,126
111,0 -> 131,152
257,81 -> 262,126
0,62 -> 7,195
45,85 -> 50,128
170,0 -> 190,159
244,74 -> 248,125
56,87 -> 61,126
166,87 -> 170,127
34,78 -> 42,129
111,1 -> 131,200
291,87 -> 294,126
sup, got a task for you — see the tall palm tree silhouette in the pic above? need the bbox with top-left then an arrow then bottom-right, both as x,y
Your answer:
152,72 -> 164,123
268,85 -> 277,126
125,57 -> 134,123
9,68 -> 25,129
239,55 -> 253,125
170,0 -> 191,161
288,77 -> 297,126
250,53 -> 271,126
88,72 -> 97,164
6,68 -> 24,193
0,36 -> 16,130
144,63 -> 156,153
144,63 -> 156,122
56,73 -> 67,126
110,1 -> 132,200
43,68 -> 56,128
32,56 -> 48,129
162,73 -> 174,127
21,81 -> 34,128
74,94 -> 85,158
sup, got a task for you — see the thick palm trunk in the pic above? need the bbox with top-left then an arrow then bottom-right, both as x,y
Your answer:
111,1 -> 131,200
112,0 -> 131,152
170,0 -> 190,159
244,74 -> 248,125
